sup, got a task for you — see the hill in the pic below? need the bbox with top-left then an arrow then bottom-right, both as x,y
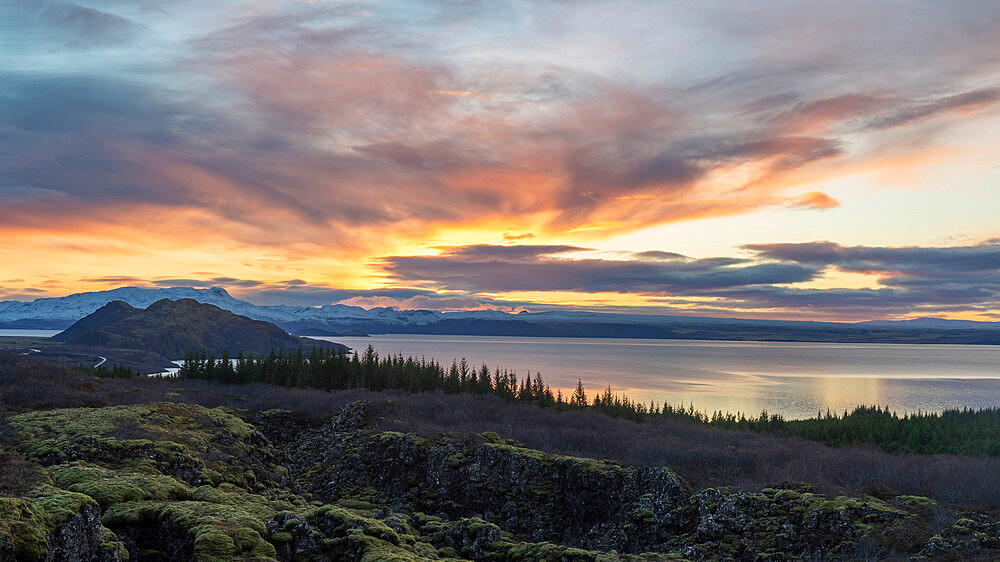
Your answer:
4,285 -> 1000,344
52,298 -> 342,358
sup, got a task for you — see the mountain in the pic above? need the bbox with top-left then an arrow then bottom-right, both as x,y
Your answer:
856,317 -> 1000,330
0,286 -> 444,331
52,298 -> 341,357
4,285 -> 1000,344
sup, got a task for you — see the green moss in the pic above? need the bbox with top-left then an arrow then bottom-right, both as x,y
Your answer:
446,452 -> 465,469
377,431 -> 407,441
3,404 -> 323,562
12,403 -> 264,483
49,463 -> 190,507
336,497 -> 378,511
27,485 -> 97,532
191,485 -> 227,504
632,508 -> 656,524
193,528 -> 237,560
480,431 -> 502,444
464,516 -> 499,537
894,495 -> 938,508
269,531 -> 293,544
772,489 -> 801,502
313,505 -> 401,545
437,546 -> 459,557
953,518 -> 977,534
102,500 -> 276,561
0,485 -> 106,561
482,441 -> 624,475
99,526 -> 129,561
200,469 -> 223,486
506,540 -> 597,560
409,541 -> 439,558
774,490 -> 905,521
0,497 -> 48,561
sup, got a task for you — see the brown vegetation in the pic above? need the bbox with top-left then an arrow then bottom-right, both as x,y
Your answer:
3,351 -> 1000,511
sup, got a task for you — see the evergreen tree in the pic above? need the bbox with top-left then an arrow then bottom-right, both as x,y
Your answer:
572,378 -> 587,407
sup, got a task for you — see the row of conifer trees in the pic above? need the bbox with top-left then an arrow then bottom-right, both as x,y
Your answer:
175,345 -> 1000,455
176,345 -> 665,420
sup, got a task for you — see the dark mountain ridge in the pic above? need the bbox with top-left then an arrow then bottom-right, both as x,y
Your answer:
53,298 -> 343,358
5,285 -> 1000,344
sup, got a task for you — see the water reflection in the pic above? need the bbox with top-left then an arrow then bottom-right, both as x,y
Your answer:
322,335 -> 1000,419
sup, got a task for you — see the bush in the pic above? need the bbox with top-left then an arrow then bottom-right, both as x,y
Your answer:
6,351 -> 1000,509
0,451 -> 46,496
0,405 -> 16,447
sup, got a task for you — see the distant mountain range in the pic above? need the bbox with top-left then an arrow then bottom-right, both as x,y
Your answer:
3,286 -> 1000,344
53,298 -> 342,357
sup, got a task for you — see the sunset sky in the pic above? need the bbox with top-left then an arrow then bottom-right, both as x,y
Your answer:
2,0 -> 999,320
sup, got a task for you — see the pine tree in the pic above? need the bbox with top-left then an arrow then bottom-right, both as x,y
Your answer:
572,378 -> 587,407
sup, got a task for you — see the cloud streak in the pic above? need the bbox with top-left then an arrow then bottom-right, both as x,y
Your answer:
373,240 -> 1000,318
3,0 -> 998,245
380,244 -> 818,294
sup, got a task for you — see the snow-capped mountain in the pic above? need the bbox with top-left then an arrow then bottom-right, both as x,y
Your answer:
3,286 -> 1000,342
0,286 -> 450,330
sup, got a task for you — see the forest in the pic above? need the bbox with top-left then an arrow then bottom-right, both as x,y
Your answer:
175,345 -> 1000,457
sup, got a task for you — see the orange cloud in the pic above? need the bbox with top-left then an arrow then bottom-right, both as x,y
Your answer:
790,191 -> 840,210
4,0 -> 1000,319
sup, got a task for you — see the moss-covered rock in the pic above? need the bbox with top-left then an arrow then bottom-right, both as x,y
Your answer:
914,514 -> 1000,559
284,420 -> 690,551
0,486 -> 126,561
7,399 -> 1000,561
0,496 -> 48,560
5,403 -> 296,561
50,462 -> 191,507
12,403 -> 287,490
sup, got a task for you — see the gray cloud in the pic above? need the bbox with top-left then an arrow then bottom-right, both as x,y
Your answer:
867,88 -> 1000,130
713,241 -> 1000,313
372,240 -> 1000,316
0,1 -> 147,51
743,241 -> 1000,275
50,238 -> 1000,317
233,285 -> 445,307
81,275 -> 452,307
41,2 -> 145,47
2,0 -> 1000,303
380,244 -> 818,294
2,0 -> 996,244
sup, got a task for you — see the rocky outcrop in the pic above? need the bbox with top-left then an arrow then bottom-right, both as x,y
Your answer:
6,400 -> 1000,560
46,504 -> 126,562
0,495 -> 126,562
915,515 -> 1000,559
289,426 -> 690,551
254,401 -> 945,560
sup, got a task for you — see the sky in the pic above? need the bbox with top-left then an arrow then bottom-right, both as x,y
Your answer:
1,0 -> 999,321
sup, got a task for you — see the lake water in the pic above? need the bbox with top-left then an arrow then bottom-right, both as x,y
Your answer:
318,334 -> 1000,419
8,328 -> 1000,419
0,329 -> 63,338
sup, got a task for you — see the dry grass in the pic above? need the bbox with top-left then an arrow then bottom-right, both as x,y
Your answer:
367,392 -> 1000,510
0,451 -> 46,496
4,351 -> 1000,510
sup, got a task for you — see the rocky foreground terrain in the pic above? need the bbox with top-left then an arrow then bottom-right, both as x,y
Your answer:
2,401 -> 999,561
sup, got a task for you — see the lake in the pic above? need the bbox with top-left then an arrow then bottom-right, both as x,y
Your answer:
8,328 -> 1000,419
0,329 -> 63,338
318,334 -> 1000,420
